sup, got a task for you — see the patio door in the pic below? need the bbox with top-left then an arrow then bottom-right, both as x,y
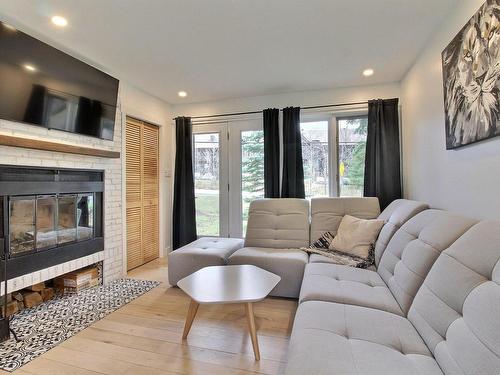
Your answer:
228,120 -> 264,237
192,123 -> 229,237
192,119 -> 263,239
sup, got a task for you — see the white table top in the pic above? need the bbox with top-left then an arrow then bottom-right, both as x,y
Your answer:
177,265 -> 281,304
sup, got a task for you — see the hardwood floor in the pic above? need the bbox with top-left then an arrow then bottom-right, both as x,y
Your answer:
2,258 -> 297,375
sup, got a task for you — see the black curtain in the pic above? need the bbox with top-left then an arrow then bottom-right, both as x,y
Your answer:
281,107 -> 305,198
173,117 -> 197,250
364,98 -> 401,210
263,108 -> 280,198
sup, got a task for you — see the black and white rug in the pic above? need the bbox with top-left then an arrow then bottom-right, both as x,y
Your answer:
0,278 -> 160,372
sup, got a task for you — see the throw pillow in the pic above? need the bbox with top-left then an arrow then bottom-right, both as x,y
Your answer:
329,215 -> 385,259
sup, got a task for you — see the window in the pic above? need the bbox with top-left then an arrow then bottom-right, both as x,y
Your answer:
300,121 -> 329,199
337,117 -> 368,197
300,115 -> 368,199
191,114 -> 368,238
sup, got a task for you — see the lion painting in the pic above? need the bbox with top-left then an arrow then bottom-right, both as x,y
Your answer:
442,0 -> 500,149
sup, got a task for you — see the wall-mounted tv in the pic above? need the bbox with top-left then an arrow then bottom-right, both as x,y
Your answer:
0,21 -> 119,140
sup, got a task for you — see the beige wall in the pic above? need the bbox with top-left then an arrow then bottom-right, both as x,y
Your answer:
401,0 -> 499,220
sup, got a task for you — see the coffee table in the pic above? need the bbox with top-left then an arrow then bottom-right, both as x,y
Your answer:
177,265 -> 281,360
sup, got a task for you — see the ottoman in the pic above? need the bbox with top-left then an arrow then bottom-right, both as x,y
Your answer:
167,237 -> 244,285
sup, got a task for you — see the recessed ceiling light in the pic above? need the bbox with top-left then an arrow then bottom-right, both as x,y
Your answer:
51,15 -> 68,27
178,91 -> 187,98
23,64 -> 36,72
363,68 -> 374,77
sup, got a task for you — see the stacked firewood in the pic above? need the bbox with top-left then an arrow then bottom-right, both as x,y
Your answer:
1,282 -> 55,318
1,266 -> 99,318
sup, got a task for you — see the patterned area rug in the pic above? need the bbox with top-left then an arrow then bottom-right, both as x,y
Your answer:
0,278 -> 160,372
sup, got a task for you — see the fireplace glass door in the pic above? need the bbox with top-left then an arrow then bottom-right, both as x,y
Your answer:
57,194 -> 77,244
77,193 -> 94,241
9,196 -> 36,255
36,195 -> 57,249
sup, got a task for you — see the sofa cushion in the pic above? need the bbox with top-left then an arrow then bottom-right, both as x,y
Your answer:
377,209 -> 477,314
167,237 -> 244,285
285,301 -> 443,375
308,253 -> 375,269
299,262 -> 403,315
329,215 -> 384,259
227,247 -> 308,298
310,197 -> 380,243
374,199 -> 429,266
244,198 -> 310,249
408,221 -> 500,375
308,253 -> 339,264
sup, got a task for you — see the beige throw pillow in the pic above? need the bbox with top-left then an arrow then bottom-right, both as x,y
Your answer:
329,215 -> 385,259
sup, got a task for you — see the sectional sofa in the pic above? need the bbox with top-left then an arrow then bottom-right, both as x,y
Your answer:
168,198 -> 500,374
168,197 -> 426,297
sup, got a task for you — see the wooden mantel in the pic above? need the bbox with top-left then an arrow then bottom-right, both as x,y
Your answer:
0,134 -> 120,158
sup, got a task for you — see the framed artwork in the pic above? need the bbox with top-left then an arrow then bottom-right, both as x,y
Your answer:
442,0 -> 499,149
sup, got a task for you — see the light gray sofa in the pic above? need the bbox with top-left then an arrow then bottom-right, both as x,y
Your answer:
168,197 -> 427,297
299,209 -> 476,315
229,197 -> 427,298
285,219 -> 500,375
227,199 -> 311,298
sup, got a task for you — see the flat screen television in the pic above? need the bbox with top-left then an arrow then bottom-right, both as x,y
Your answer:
0,21 -> 119,140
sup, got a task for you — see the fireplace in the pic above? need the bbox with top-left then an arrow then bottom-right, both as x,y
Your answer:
37,195 -> 57,249
0,166 -> 104,280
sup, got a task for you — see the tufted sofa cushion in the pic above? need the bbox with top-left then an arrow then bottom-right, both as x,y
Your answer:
310,197 -> 380,243
408,220 -> 500,374
244,198 -> 310,249
299,263 -> 403,315
285,301 -> 443,375
377,209 -> 477,314
228,247 -> 308,298
374,199 -> 429,266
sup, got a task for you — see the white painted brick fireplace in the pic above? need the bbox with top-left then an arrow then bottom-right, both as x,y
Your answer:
0,108 -> 124,294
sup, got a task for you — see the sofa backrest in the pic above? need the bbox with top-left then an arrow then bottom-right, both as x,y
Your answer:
310,197 -> 380,243
374,199 -> 429,266
377,209 -> 477,314
245,198 -> 310,249
408,221 -> 500,375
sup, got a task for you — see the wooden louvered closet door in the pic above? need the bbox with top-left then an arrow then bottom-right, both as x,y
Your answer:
126,117 -> 160,270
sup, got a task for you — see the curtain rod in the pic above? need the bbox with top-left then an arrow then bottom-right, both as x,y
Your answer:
173,100 -> 368,120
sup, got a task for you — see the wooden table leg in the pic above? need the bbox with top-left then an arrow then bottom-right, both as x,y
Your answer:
245,302 -> 260,361
182,299 -> 199,339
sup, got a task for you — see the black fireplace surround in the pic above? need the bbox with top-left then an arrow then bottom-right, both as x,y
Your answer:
0,166 -> 104,280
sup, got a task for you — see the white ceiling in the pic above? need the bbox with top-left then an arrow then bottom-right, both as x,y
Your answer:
0,0 -> 457,104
